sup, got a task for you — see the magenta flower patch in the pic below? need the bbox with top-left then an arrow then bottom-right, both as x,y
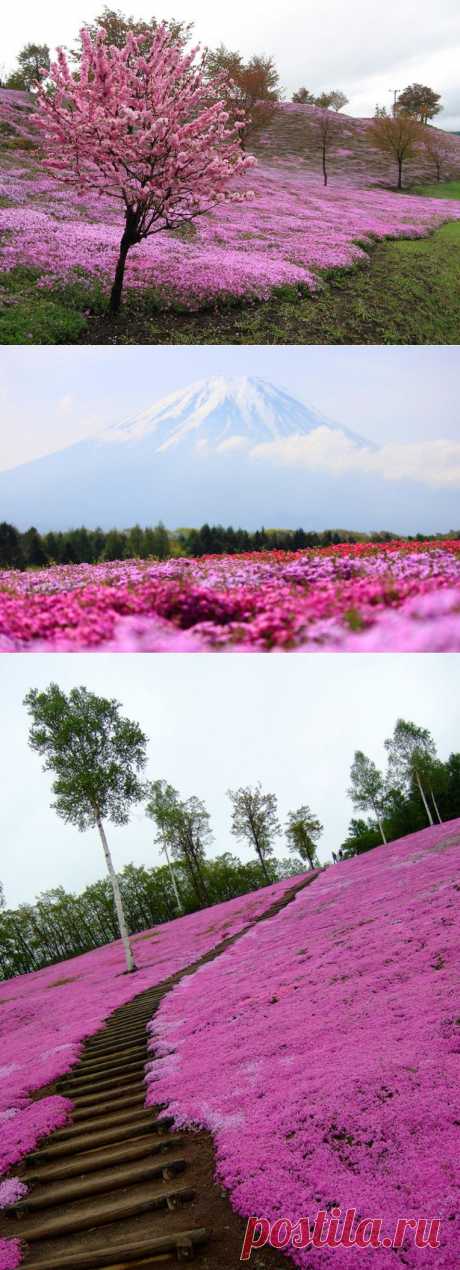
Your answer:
147,820 -> 460,1269
0,542 -> 459,651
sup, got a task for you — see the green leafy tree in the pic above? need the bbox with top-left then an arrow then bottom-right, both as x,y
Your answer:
227,783 -> 280,880
292,86 -> 315,104
285,804 -> 323,867
145,780 -> 184,912
315,90 -> 348,111
384,719 -> 437,826
22,526 -> 47,568
0,523 -> 24,569
145,780 -> 211,905
396,83 -> 442,124
369,113 -> 422,188
24,683 -> 148,972
348,750 -> 389,844
9,43 -> 50,90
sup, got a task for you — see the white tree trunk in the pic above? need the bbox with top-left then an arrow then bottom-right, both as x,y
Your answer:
162,838 -> 183,914
96,815 -> 136,972
415,771 -> 434,826
430,788 -> 443,824
377,818 -> 387,844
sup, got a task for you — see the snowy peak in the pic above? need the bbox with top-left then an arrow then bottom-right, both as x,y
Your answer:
101,377 -> 373,454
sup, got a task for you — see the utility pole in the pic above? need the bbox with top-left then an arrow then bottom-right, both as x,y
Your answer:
389,88 -> 400,117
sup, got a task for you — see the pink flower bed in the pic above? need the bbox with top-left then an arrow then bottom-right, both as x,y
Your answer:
0,875 -> 301,1267
1,542 -> 459,652
0,877 -> 297,1177
147,820 -> 460,1269
1,145 -> 460,302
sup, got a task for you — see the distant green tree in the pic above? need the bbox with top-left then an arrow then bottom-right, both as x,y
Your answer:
396,83 -> 442,124
0,522 -> 23,569
285,804 -> 323,867
315,90 -> 348,111
292,86 -> 315,104
348,750 -> 389,844
22,526 -> 47,568
384,719 -> 437,826
24,683 -> 148,972
227,783 -> 280,880
8,42 -> 50,90
145,779 -> 184,912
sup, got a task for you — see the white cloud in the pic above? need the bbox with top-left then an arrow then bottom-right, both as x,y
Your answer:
251,428 -> 460,488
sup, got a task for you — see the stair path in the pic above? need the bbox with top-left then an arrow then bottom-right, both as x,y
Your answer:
1,873 -> 318,1269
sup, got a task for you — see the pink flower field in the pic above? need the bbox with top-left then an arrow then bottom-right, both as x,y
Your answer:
0,876 -> 299,1266
148,819 -> 460,1269
1,541 -> 459,652
2,95 -> 460,305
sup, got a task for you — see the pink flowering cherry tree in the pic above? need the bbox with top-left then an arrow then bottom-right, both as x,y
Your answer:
35,26 -> 255,313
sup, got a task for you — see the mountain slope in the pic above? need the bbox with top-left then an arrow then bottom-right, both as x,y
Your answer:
102,376 -> 372,453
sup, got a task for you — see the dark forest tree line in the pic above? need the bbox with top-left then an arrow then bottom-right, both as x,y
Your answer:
2,521 -> 458,571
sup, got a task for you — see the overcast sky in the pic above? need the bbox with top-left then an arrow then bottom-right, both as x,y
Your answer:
3,0 -> 460,128
1,346 -> 459,473
1,653 -> 458,908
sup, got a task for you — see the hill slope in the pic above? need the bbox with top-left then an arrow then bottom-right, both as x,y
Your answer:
149,819 -> 460,1267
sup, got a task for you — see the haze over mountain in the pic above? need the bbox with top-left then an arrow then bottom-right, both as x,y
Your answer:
0,377 -> 457,533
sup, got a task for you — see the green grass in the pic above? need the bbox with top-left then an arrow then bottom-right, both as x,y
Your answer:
412,181 -> 460,200
1,221 -> 460,345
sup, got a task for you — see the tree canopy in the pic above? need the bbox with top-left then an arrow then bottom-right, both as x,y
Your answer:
396,83 -> 442,124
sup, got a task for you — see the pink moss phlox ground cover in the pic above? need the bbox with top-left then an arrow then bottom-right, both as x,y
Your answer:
0,1241 -> 21,1270
147,821 -> 460,1269
0,878 -> 297,1184
1,542 -> 459,652
2,118 -> 460,302
0,1180 -> 27,1209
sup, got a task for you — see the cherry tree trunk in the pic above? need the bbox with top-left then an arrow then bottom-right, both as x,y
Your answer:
109,209 -> 140,315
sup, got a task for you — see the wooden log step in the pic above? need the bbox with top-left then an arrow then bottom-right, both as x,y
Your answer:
14,1157 -> 186,1211
72,1091 -> 145,1120
59,1071 -> 146,1099
60,1058 -> 145,1089
19,1184 -> 196,1240
29,1119 -> 164,1160
79,1041 -> 146,1064
50,1107 -> 153,1140
24,1227 -> 208,1268
69,1078 -> 144,1108
24,1134 -> 184,1183
87,1026 -> 150,1046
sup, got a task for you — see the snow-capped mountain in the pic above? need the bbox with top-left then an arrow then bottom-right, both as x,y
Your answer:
99,376 -> 373,453
0,376 -> 449,533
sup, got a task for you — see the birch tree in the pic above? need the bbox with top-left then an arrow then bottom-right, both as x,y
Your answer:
285,805 -> 323,868
348,750 -> 389,844
24,683 -> 147,972
145,780 -> 184,914
384,719 -> 437,826
227,784 -> 280,881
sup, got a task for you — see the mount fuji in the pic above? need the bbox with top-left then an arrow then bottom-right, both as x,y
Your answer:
0,377 -> 451,532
